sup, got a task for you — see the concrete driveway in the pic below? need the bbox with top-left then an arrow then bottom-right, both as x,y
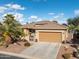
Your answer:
21,42 -> 61,59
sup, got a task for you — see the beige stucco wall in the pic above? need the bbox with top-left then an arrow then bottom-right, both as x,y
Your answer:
35,29 -> 68,42
24,29 -> 29,41
23,29 -> 68,42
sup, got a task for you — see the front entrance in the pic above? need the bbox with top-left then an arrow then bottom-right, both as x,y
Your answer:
29,29 -> 36,42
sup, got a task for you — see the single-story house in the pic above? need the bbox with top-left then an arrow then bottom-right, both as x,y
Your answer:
23,21 -> 68,43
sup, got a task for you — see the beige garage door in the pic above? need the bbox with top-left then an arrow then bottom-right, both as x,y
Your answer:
39,32 -> 62,42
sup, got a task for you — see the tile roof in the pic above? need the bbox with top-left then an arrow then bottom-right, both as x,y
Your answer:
23,21 -> 67,30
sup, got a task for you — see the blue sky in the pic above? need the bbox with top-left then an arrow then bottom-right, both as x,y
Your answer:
0,0 -> 79,24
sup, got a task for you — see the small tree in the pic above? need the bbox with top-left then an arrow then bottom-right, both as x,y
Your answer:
0,14 -> 24,46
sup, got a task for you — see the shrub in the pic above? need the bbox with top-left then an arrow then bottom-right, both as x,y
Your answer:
62,53 -> 71,59
24,42 -> 31,47
0,41 -> 4,46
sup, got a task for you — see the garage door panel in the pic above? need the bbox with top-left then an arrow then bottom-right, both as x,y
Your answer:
39,32 -> 62,42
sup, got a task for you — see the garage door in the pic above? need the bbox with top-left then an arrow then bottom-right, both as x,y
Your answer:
39,32 -> 62,42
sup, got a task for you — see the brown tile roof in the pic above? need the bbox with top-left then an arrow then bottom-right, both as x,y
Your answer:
23,21 -> 67,30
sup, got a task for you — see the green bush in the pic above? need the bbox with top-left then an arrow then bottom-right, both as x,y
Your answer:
62,53 -> 71,59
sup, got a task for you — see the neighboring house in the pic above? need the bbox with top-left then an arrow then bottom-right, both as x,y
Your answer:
23,21 -> 68,43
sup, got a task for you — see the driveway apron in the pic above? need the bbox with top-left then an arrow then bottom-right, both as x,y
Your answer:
21,42 -> 61,59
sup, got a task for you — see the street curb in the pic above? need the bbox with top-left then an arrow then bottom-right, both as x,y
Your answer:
0,51 -> 33,59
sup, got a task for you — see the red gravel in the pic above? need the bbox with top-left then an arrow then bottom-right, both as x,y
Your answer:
0,41 -> 26,53
56,44 -> 77,59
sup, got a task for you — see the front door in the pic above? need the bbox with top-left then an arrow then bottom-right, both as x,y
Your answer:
29,29 -> 35,42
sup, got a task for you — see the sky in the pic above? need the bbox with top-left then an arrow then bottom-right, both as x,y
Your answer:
0,0 -> 79,24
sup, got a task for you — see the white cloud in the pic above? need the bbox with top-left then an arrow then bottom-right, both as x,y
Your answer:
3,12 -> 25,24
0,3 -> 25,14
5,4 -> 11,7
53,15 -> 59,19
0,3 -> 26,24
37,18 -> 42,21
48,13 -> 55,15
28,15 -> 38,19
0,6 -> 7,13
60,13 -> 64,16
14,13 -> 25,22
74,9 -> 79,16
53,13 -> 64,19
49,13 -> 66,24
5,4 -> 25,10
28,13 -> 65,23
58,18 -> 67,24
28,15 -> 42,23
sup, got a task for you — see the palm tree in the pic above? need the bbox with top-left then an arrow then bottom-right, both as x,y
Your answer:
67,17 -> 79,32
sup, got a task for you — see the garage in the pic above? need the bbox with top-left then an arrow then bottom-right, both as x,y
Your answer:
39,32 -> 62,42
